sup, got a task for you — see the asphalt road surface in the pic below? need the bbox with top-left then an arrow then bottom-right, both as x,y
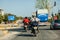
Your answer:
8,26 -> 60,40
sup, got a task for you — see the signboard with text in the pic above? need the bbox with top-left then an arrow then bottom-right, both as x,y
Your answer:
8,16 -> 15,21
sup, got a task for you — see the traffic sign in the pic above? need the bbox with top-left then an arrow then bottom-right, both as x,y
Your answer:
8,16 -> 15,20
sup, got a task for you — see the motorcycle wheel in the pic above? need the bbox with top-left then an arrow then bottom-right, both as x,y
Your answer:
33,34 -> 36,37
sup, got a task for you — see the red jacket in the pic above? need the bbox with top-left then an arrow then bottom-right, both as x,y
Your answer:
23,18 -> 30,23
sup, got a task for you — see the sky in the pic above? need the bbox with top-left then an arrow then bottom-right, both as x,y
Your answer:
0,0 -> 36,17
50,0 -> 60,15
0,0 -> 60,17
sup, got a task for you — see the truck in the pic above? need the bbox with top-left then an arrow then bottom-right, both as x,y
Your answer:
36,9 -> 49,25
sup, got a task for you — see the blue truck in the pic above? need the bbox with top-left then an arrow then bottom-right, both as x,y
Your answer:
36,9 -> 48,25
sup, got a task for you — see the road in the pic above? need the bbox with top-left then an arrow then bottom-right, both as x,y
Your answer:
8,26 -> 60,40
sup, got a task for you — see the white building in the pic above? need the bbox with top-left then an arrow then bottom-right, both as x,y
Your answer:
0,9 -> 4,16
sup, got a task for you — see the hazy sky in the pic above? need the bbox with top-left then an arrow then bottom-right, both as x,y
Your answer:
0,0 -> 60,17
50,0 -> 60,15
0,0 -> 36,17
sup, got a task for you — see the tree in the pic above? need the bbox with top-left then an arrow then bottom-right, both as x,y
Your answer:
18,16 -> 23,19
36,0 -> 56,14
57,13 -> 60,20
3,14 -> 8,22
36,0 -> 48,9
3,13 -> 18,23
0,14 -> 3,23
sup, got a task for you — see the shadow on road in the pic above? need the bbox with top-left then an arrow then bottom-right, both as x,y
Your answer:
8,28 -> 26,32
7,27 -> 60,33
39,28 -> 60,30
39,28 -> 50,30
50,29 -> 60,30
17,34 -> 35,37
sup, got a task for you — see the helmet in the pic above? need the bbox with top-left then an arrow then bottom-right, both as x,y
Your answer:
25,17 -> 27,19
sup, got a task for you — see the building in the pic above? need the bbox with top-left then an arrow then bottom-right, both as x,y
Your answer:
0,9 -> 4,16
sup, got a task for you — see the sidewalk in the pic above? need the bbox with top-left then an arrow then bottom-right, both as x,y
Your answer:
0,23 -> 23,29
0,23 -> 23,40
0,26 -> 22,40
0,31 -> 21,40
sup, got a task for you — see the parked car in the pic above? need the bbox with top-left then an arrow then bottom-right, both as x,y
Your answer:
50,20 -> 60,29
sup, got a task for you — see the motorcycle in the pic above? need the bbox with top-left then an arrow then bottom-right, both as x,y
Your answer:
24,22 -> 29,31
31,21 -> 38,36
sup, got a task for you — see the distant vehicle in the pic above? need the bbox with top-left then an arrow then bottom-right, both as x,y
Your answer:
50,20 -> 60,29
36,9 -> 48,25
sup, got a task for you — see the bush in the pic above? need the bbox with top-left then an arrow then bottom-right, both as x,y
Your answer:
48,19 -> 52,23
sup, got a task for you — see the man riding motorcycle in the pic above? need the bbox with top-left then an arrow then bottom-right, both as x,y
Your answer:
31,16 -> 40,36
23,17 -> 30,31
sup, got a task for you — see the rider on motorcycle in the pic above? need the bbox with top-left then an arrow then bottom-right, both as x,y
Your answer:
31,16 -> 40,33
23,17 -> 30,31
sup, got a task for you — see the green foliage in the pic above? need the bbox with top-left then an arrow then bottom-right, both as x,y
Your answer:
49,13 -> 60,22
36,0 -> 48,9
0,13 -> 23,23
57,13 -> 60,20
2,13 -> 23,23
48,19 -> 52,23
18,16 -> 23,19
0,14 -> 3,23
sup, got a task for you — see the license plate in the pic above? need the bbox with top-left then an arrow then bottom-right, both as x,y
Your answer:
25,25 -> 27,27
34,27 -> 37,29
